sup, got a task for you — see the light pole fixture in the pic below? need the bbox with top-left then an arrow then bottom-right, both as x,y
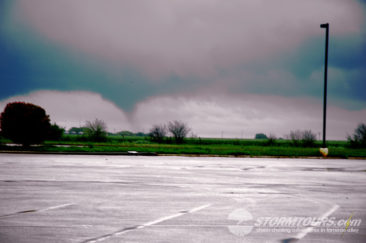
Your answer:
320,23 -> 329,149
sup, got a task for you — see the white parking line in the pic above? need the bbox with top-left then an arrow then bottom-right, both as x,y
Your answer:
84,203 -> 212,243
295,204 -> 339,239
281,204 -> 340,243
38,203 -> 74,212
0,203 -> 74,218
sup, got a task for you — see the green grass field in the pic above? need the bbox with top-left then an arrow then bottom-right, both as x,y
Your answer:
1,135 -> 365,158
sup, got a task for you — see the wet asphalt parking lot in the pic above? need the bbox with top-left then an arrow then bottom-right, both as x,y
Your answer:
0,153 -> 365,243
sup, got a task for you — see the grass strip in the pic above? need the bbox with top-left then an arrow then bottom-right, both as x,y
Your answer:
1,142 -> 365,158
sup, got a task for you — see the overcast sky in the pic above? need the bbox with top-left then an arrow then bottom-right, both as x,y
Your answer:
1,0 -> 365,139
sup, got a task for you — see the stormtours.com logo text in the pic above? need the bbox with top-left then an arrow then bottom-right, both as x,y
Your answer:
227,208 -> 362,237
254,216 -> 361,228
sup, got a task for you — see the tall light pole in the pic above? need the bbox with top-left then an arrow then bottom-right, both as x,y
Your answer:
320,23 -> 329,148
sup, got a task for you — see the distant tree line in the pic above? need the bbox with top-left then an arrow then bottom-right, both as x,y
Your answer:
67,127 -> 147,137
285,130 -> 317,147
0,101 -> 365,148
256,130 -> 321,147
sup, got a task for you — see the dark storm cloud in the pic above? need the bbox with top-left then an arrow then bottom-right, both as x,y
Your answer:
1,0 -> 364,109
0,0 -> 365,138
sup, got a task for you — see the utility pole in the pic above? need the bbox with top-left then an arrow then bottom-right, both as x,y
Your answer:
320,23 -> 329,148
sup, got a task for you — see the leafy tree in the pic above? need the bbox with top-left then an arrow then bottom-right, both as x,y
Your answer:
84,119 -> 107,142
289,130 -> 302,146
302,130 -> 316,147
348,123 -> 366,148
135,132 -> 148,137
266,133 -> 277,146
149,124 -> 167,143
48,123 -> 65,141
289,130 -> 316,147
118,131 -> 134,137
168,120 -> 190,144
0,102 -> 51,146
255,133 -> 268,139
